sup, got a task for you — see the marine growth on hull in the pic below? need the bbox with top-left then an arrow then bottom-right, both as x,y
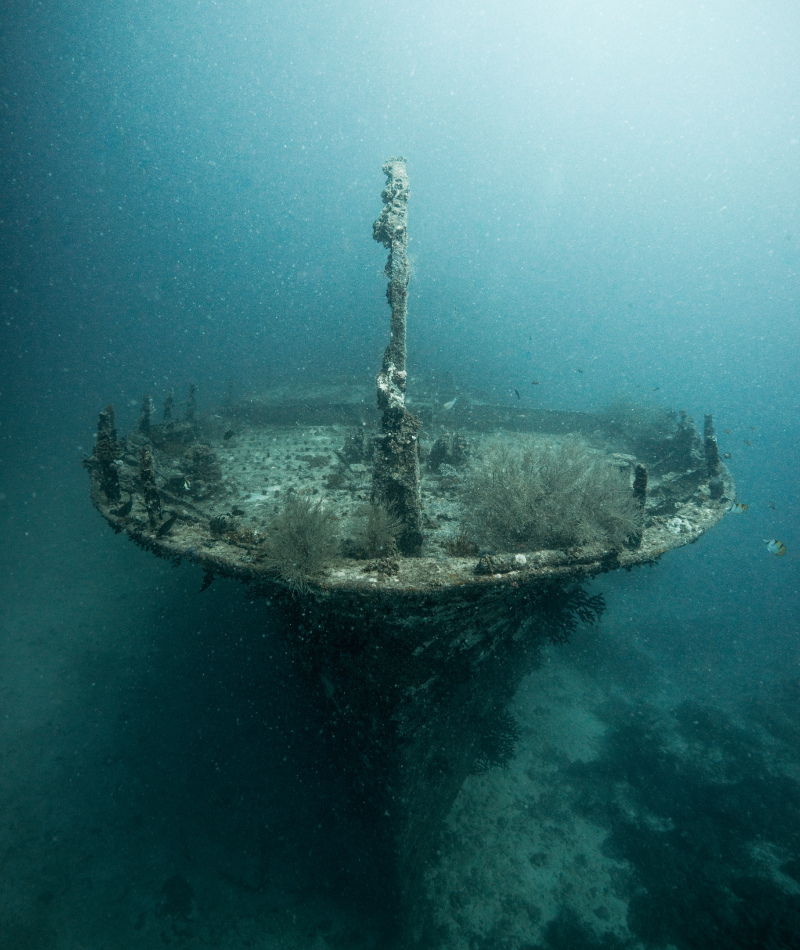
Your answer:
84,385 -> 733,596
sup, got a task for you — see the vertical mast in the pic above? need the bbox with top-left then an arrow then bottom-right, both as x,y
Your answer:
372,158 -> 423,555
373,157 -> 410,408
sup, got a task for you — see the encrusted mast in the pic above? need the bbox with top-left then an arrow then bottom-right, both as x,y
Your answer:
372,157 -> 423,555
373,157 -> 410,408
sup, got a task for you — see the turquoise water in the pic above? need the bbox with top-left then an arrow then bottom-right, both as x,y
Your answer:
1,2 -> 798,947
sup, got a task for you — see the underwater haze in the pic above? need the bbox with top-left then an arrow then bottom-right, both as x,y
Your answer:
1,1 -> 799,948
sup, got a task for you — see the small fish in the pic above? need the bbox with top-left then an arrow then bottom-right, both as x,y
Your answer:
443,396 -> 458,411
223,429 -> 235,440
722,452 -> 732,459
765,539 -> 786,556
653,386 -> 660,391
728,501 -> 748,514
724,429 -> 732,435
184,478 -> 192,490
200,571 -> 215,591
744,440 -> 752,446
514,388 -> 521,399
576,368 -> 584,374
531,380 -> 539,385
156,513 -> 178,537
769,502 -> 776,511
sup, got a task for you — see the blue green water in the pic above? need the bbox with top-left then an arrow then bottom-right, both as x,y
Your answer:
1,2 -> 798,947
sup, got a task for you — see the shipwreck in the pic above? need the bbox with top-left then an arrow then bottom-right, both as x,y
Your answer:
85,158 -> 734,947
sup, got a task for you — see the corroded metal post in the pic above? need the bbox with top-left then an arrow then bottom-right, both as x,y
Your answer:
372,157 -> 423,555
93,405 -> 121,503
138,445 -> 161,528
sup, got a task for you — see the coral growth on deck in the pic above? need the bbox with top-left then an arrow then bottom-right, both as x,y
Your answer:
459,435 -> 644,552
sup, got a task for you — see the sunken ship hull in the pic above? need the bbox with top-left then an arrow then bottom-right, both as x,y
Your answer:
85,392 -> 733,946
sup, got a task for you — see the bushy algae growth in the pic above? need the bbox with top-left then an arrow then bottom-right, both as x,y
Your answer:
352,500 -> 403,559
460,435 -> 643,552
263,494 -> 340,591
